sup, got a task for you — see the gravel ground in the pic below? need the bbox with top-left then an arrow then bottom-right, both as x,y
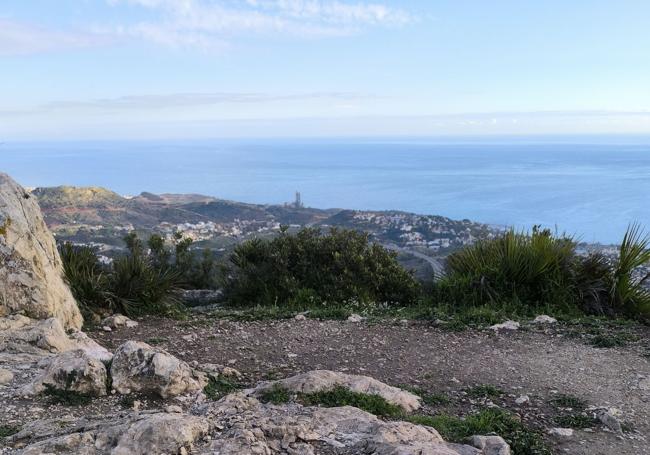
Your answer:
86,315 -> 650,455
2,315 -> 648,454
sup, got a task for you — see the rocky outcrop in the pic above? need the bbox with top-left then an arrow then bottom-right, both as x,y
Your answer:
10,412 -> 210,455
110,340 -> 207,398
23,349 -> 109,396
249,369 -> 422,413
0,314 -> 111,360
0,173 -> 82,329
10,391 -> 484,455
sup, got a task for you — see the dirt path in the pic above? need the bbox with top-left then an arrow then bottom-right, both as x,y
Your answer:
91,316 -> 650,455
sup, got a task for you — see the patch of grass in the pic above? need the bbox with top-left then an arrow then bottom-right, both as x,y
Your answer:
554,413 -> 598,429
589,333 -> 639,348
549,394 -> 587,410
119,394 -> 136,409
203,375 -> 242,400
210,305 -> 353,322
465,384 -> 504,399
408,409 -> 551,455
145,337 -> 169,345
43,384 -> 93,406
0,424 -> 20,438
399,385 -> 450,406
258,384 -> 292,405
298,385 -> 403,417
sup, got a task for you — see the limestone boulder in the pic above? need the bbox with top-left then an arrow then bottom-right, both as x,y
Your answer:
23,349 -> 108,396
101,313 -> 138,329
110,340 -> 206,398
0,314 -> 111,360
0,173 -> 82,329
11,412 -> 210,455
249,369 -> 421,412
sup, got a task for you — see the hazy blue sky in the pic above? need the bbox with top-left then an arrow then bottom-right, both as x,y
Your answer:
2,0 -> 650,139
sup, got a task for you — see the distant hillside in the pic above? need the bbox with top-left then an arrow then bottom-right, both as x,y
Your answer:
31,186 -> 498,256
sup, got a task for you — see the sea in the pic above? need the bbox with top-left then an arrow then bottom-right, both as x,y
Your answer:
2,135 -> 650,245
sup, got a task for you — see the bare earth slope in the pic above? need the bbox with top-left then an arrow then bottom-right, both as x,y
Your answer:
91,317 -> 650,455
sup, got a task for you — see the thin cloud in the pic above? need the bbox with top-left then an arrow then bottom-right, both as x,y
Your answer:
105,0 -> 412,49
1,92 -> 378,115
0,19 -> 106,56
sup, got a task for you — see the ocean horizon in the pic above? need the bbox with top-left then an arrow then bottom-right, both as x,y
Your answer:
3,135 -> 650,244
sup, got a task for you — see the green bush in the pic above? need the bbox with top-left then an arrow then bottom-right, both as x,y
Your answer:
434,225 -> 650,322
223,227 -> 420,308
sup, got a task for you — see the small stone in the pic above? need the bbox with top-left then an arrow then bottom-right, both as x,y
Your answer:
548,428 -> 574,439
294,314 -> 307,321
533,315 -> 557,324
0,368 -> 14,385
470,435 -> 511,455
489,320 -> 520,331
347,314 -> 363,323
166,405 -> 183,413
515,395 -> 529,405
102,326 -> 112,332
132,400 -> 141,411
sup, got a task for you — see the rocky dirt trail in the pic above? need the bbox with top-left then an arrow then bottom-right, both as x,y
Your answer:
90,315 -> 650,455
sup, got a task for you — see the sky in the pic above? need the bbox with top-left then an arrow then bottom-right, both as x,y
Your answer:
1,0 -> 650,140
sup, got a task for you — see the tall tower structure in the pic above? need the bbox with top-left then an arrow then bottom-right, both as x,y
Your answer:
295,191 -> 303,209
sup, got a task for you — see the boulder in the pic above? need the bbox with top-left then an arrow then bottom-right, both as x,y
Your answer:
23,349 -> 108,396
548,427 -> 574,439
249,369 -> 421,413
0,173 -> 82,329
196,392 -> 476,455
489,321 -> 520,331
101,314 -> 138,329
110,341 -> 206,398
532,315 -> 557,324
10,412 -> 210,455
0,315 -> 111,360
469,435 -> 511,455
0,367 -> 13,385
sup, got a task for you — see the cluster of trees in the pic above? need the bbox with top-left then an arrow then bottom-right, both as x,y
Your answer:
61,225 -> 650,323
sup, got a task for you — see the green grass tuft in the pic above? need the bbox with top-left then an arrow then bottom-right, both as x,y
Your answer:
204,375 -> 243,400
465,384 -> 504,399
408,408 -> 551,455
0,424 -> 20,438
298,385 -> 403,417
554,413 -> 598,429
549,394 -> 587,410
258,384 -> 292,405
43,384 -> 93,406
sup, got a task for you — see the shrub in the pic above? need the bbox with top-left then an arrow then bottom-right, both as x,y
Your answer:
59,243 -> 114,316
441,227 -> 578,311
434,225 -> 650,322
223,227 -> 420,308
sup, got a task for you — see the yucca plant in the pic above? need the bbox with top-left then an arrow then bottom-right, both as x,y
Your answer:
59,243 -> 114,314
109,252 -> 181,317
444,227 -> 577,310
608,224 -> 650,321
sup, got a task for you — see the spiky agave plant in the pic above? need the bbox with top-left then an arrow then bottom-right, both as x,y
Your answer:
609,223 -> 650,321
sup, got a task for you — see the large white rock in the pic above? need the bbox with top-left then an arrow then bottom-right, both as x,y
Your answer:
469,435 -> 511,455
11,412 -> 210,455
110,341 -> 206,398
0,173 -> 82,329
23,349 -> 108,396
249,369 -> 421,413
0,315 -> 111,361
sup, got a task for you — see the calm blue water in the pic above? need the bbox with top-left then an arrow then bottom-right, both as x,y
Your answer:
2,137 -> 650,244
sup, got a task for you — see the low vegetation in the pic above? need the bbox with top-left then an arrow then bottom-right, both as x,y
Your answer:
203,375 -> 243,400
60,231 -> 219,319
62,224 -> 650,326
43,384 -> 93,406
223,227 -> 420,308
435,225 -> 650,323
408,409 -> 551,455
